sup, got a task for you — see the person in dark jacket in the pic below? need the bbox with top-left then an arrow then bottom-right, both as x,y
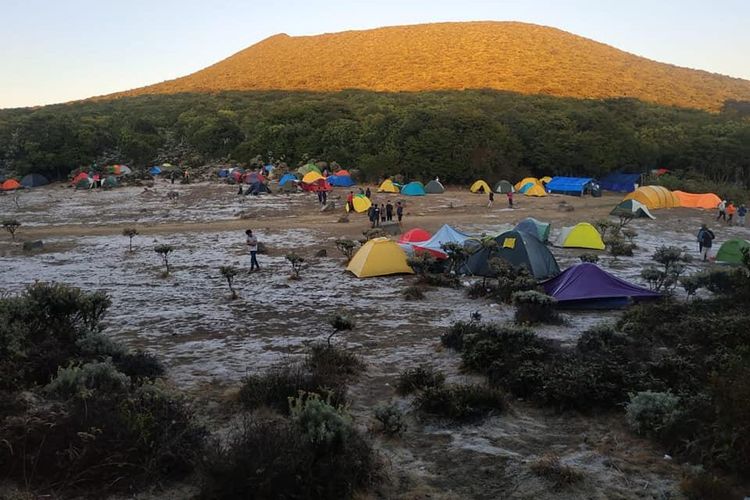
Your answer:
365,187 -> 371,199
385,201 -> 394,221
697,224 -> 715,262
396,201 -> 404,223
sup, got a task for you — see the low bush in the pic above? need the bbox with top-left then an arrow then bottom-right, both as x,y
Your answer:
680,472 -> 734,500
397,365 -> 446,395
466,281 -> 492,298
530,453 -> 584,489
625,391 -> 679,437
306,343 -> 364,379
419,272 -> 462,288
605,235 -> 636,256
373,403 -> 407,436
415,384 -> 506,421
402,284 -> 425,300
512,290 -> 561,325
578,253 -> 599,263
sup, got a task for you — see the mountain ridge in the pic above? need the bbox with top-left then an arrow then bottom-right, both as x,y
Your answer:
105,21 -> 750,111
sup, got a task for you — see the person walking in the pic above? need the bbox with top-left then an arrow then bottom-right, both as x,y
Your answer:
507,191 -> 514,208
697,224 -> 715,262
322,189 -> 328,205
487,191 -> 494,208
373,204 -> 381,227
245,229 -> 260,271
385,201 -> 394,221
347,191 -> 354,212
183,169 -> 190,184
738,204 -> 747,227
365,187 -> 371,199
726,201 -> 736,225
716,199 -> 727,221
396,201 -> 404,224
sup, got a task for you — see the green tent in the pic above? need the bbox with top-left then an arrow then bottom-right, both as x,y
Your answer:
610,199 -> 655,219
462,230 -> 560,279
424,179 -> 445,194
494,180 -> 514,193
297,164 -> 321,176
75,178 -> 93,189
514,217 -> 551,243
716,239 -> 750,265
104,175 -> 118,188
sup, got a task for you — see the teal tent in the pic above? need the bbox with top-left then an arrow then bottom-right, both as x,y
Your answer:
514,217 -> 551,242
401,181 -> 426,196
462,230 -> 560,279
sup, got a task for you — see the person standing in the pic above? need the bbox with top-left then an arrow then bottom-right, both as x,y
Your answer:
487,191 -> 494,208
716,199 -> 727,221
373,204 -> 381,227
245,229 -> 260,271
507,191 -> 514,208
365,187 -> 371,199
385,201 -> 394,221
738,204 -> 747,227
396,201 -> 404,223
698,224 -> 715,262
347,191 -> 355,212
183,169 -> 190,184
380,204 -> 386,224
726,202 -> 736,225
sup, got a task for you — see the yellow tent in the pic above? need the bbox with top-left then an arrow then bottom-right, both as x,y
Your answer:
346,238 -> 414,278
346,194 -> 372,213
302,171 -> 324,184
470,180 -> 491,193
540,176 -> 553,184
557,223 -> 605,250
515,177 -> 540,191
624,186 -> 680,210
378,179 -> 399,193
524,184 -> 548,197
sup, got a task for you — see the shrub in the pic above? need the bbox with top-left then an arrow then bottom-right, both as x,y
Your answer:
466,281 -> 492,298
114,350 -> 166,380
326,312 -> 355,346
289,393 -> 352,448
512,290 -> 561,325
220,265 -> 239,299
641,246 -> 691,293
530,453 -> 584,489
373,403 -> 407,436
419,272 -> 462,288
488,258 -> 538,303
285,252 -> 306,279
440,320 -> 503,351
406,251 -> 441,276
625,391 -> 679,437
402,284 -> 425,300
335,239 -> 358,261
2,219 -> 21,240
440,242 -> 469,274
306,343 -> 364,379
605,235 -> 635,256
415,384 -> 506,421
578,253 -> 599,263
154,244 -> 174,275
397,365 -> 446,395
680,472 -> 734,500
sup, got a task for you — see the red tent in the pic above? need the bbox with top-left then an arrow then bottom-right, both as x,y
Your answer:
244,171 -> 266,184
334,169 -> 351,176
70,172 -> 89,185
398,228 -> 432,244
1,179 -> 22,191
300,178 -> 332,192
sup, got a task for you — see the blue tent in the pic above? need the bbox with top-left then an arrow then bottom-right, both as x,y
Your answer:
218,169 -> 230,178
412,224 -> 472,257
401,181 -> 426,196
546,177 -> 593,196
599,173 -> 640,193
20,173 -> 49,188
264,164 -> 274,173
328,175 -> 356,187
278,173 -> 298,186
149,166 -> 162,176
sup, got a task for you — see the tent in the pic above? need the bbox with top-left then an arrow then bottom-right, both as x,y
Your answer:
297,164 -> 321,175
463,230 -> 560,280
715,239 -> 750,265
218,169 -> 230,178
75,178 -> 93,189
524,184 -> 548,197
494,180 -> 514,193
673,191 -> 722,209
328,175 -> 356,187
557,223 -> 605,250
545,177 -> 593,196
539,176 -> 553,184
334,169 -> 351,176
348,194 -> 372,213
624,186 -> 680,209
70,172 -> 89,186
20,174 -> 49,188
610,200 -> 655,219
398,228 -> 432,244
518,182 -> 535,194
401,181 -> 426,196
108,165 -> 131,176
149,166 -> 162,176
1,179 -> 22,191
278,173 -> 298,186
244,172 -> 266,184
302,171 -> 324,184
470,180 -> 491,194
514,217 -> 551,242
542,263 -> 660,309
599,172 -> 640,193
300,178 -> 332,192
412,224 -> 472,259
514,177 -> 540,191
347,237 -> 414,278
104,175 -> 118,188
378,179 -> 399,193
424,180 -> 445,194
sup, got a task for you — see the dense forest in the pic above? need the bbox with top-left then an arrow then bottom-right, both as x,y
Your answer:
1,90 -> 749,186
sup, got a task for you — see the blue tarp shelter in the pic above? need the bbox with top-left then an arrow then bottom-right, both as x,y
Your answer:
278,173 -> 298,186
599,173 -> 640,193
546,177 -> 593,196
328,175 -> 356,187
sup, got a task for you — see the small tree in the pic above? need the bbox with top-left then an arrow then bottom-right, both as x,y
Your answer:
327,312 -> 355,347
441,242 -> 469,274
3,219 -> 21,240
154,244 -> 174,276
406,250 -> 438,278
512,290 -> 560,324
220,266 -> 239,299
679,274 -> 703,300
335,239 -> 358,262
286,253 -> 306,279
617,214 -> 634,229
640,246 -> 691,293
594,219 -> 616,239
122,228 -> 138,252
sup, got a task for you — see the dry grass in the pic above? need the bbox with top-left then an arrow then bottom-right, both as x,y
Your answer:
110,21 -> 750,111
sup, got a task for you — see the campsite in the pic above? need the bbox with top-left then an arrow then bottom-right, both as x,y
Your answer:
2,172 -> 749,498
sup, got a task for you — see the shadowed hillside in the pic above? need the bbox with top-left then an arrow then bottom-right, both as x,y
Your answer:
108,21 -> 750,111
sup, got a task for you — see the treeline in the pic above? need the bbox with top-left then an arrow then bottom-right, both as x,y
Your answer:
1,90 -> 749,185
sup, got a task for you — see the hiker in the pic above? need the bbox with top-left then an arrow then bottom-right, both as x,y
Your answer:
385,200 -> 393,221
507,191 -> 514,208
738,204 -> 747,227
487,191 -> 494,208
697,224 -> 715,262
245,229 -> 260,271
380,204 -> 386,224
372,204 -> 380,227
365,187 -> 371,199
716,199 -> 727,221
317,191 -> 323,205
347,191 -> 354,212
396,201 -> 404,223
170,170 -> 176,184
237,184 -> 243,195
321,190 -> 328,205
183,169 -> 190,184
726,202 -> 736,225
358,187 -> 364,195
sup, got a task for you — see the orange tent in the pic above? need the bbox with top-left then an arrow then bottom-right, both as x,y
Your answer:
672,191 -> 721,209
624,186 -> 680,210
334,169 -> 351,176
1,179 -> 22,191
71,172 -> 89,185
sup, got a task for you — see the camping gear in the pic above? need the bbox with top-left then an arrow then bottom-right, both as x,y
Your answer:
347,238 -> 414,278
412,224 -> 472,259
463,230 -> 560,280
297,164 -> 322,176
149,166 -> 162,176
348,194 -> 372,213
378,179 -> 400,193
470,180 -> 491,193
494,180 -> 514,193
398,228 -> 432,244
334,169 -> 351,176
75,178 -> 93,189
104,175 -> 118,188
672,191 -> 722,209
424,180 -> 445,194
514,218 -> 551,242
599,172 -> 640,193
278,173 -> 298,186
715,239 -> 750,265
328,175 -> 355,187
301,171 -> 324,184
524,184 -> 548,197
20,174 -> 49,188
401,181 -> 426,196
545,177 -> 594,196
542,263 -> 660,309
300,178 -> 331,192
514,177 -> 540,191
556,223 -> 606,250
610,200 -> 655,219
624,186 -> 680,209
244,172 -> 267,184
70,172 -> 89,186
1,179 -> 22,191
108,165 -> 132,176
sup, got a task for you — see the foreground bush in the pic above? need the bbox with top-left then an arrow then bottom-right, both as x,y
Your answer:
512,290 -> 561,325
415,384 -> 506,421
530,453 -> 584,489
397,365 -> 446,395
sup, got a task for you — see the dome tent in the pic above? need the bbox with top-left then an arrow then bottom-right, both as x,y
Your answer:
424,179 -> 445,194
149,166 -> 162,175
715,239 -> 750,265
347,238 -> 414,278
20,173 -> 49,188
462,230 -> 560,280
1,179 -> 22,191
624,186 -> 680,210
328,175 -> 356,187
494,180 -> 514,193
347,194 -> 372,213
470,180 -> 491,194
398,228 -> 431,244
411,224 -> 472,259
556,223 -> 605,250
401,181 -> 426,196
514,217 -> 551,242
610,200 -> 655,219
278,173 -> 298,186
302,171 -> 324,184
377,179 -> 400,193
514,177 -> 540,191
524,184 -> 548,197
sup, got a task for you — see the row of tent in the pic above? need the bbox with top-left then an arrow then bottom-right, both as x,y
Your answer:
622,185 -> 722,210
1,174 -> 51,191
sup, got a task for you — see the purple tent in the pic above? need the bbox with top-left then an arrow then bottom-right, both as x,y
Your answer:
542,263 -> 660,309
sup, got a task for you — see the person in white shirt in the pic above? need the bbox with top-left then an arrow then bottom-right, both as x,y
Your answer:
245,229 -> 259,271
716,199 -> 727,221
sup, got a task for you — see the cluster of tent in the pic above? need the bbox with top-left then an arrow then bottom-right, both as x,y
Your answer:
1,173 -> 50,191
346,221 -> 660,309
468,176 -> 604,198
377,178 -> 444,196
608,186 -> 723,217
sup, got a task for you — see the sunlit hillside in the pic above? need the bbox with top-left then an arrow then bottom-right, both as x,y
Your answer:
107,21 -> 750,111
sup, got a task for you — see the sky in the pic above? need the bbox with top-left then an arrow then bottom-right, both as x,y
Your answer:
2,0 -> 749,108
